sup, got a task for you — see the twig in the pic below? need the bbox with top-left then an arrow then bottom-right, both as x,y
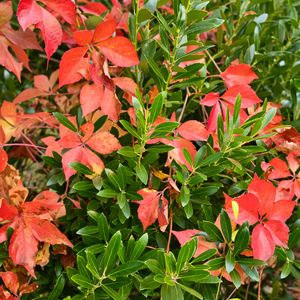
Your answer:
178,88 -> 191,123
205,49 -> 222,73
166,209 -> 173,253
225,287 -> 238,300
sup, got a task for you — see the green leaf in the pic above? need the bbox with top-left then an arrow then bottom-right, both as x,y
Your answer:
192,249 -> 218,263
229,269 -> 241,288
101,231 -> 122,274
130,233 -> 148,261
118,146 -> 136,157
86,251 -> 100,279
109,261 -> 144,277
179,269 -> 210,281
151,122 -> 179,138
176,238 -> 197,273
120,120 -> 141,138
69,162 -> 94,175
161,284 -> 184,300
73,181 -> 95,191
135,163 -> 148,184
97,189 -> 118,198
149,93 -> 165,124
203,221 -> 224,242
177,283 -> 203,299
281,262 -> 292,279
234,225 -> 250,255
220,209 -> 232,243
207,257 -> 225,270
147,145 -> 174,153
225,251 -> 235,273
76,226 -> 99,236
186,18 -> 224,35
102,285 -> 123,300
53,112 -> 77,132
48,274 -> 65,300
71,274 -> 94,289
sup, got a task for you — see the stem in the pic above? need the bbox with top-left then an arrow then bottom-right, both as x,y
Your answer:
178,88 -> 190,123
258,268 -> 264,300
166,208 -> 173,253
215,278 -> 222,300
3,143 -> 45,149
205,49 -> 222,73
225,287 -> 238,300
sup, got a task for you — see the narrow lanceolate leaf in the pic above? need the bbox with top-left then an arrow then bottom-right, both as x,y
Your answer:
203,221 -> 224,242
186,18 -> 224,35
234,225 -> 250,255
101,231 -> 122,274
130,233 -> 148,261
97,36 -> 139,67
53,112 -> 77,132
149,93 -> 164,124
86,251 -> 100,279
161,284 -> 184,300
225,251 -> 235,273
220,209 -> 232,243
108,261 -> 144,277
176,238 -> 197,273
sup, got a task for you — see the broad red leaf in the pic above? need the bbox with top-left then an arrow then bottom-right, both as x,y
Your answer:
86,131 -> 121,155
93,19 -> 117,43
59,47 -> 89,87
251,224 -> 275,261
80,2 -> 108,15
100,86 -> 121,121
13,88 -> 49,104
261,157 -> 291,180
224,193 -> 259,225
0,149 -> 8,172
157,195 -> 168,232
38,0 -> 76,24
176,120 -> 209,141
80,83 -> 103,116
74,30 -> 93,46
135,189 -> 160,231
201,92 -> 220,106
247,174 -> 276,217
0,36 -> 22,81
112,77 -> 138,96
222,84 -> 262,108
287,151 -> 300,175
275,180 -> 294,202
35,7 -> 62,60
10,44 -> 30,71
265,220 -> 289,248
34,75 -> 50,92
17,0 -> 42,31
220,63 -> 258,88
97,36 -> 139,67
266,200 -> 295,222
0,101 -> 17,142
0,272 -> 19,295
0,1 -> 13,28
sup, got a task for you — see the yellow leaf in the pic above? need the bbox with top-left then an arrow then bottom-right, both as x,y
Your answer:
232,200 -> 239,220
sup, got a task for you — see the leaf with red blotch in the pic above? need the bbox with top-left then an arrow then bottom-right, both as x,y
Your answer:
222,84 -> 262,108
0,272 -> 19,295
97,36 -> 139,67
135,189 -> 161,231
220,63 -> 258,88
80,2 -> 108,15
35,7 -> 62,60
86,131 -> 121,155
0,36 -> 22,81
176,120 -> 209,141
261,157 -> 291,180
251,224 -> 275,261
0,190 -> 72,277
0,1 -> 13,28
80,83 -> 103,116
100,86 -> 121,121
59,47 -> 89,87
0,149 -> 8,172
93,19 -> 117,43
38,0 -> 76,24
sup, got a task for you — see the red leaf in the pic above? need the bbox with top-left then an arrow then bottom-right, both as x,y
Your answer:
80,2 -> 108,15
0,199 -> 18,221
261,157 -> 291,180
224,193 -> 259,225
201,92 -> 220,106
247,174 -> 276,217
0,149 -> 8,172
112,77 -> 138,96
265,220 -> 289,248
0,1 -> 13,28
9,221 -> 39,277
86,131 -> 121,155
0,36 -> 22,81
80,83 -> 103,116
13,88 -> 49,104
38,0 -> 76,24
97,36 -> 139,67
251,224 -> 275,261
135,189 -> 160,231
100,86 -> 121,121
35,7 -> 62,60
93,19 -> 117,43
17,0 -> 42,31
220,63 -> 258,88
176,120 -> 209,141
206,102 -> 224,133
74,30 -> 93,46
275,180 -> 294,202
58,47 -> 89,87
222,84 -> 262,108
266,200 -> 295,222
157,195 -> 168,232
0,272 -> 19,295
287,151 -> 300,175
